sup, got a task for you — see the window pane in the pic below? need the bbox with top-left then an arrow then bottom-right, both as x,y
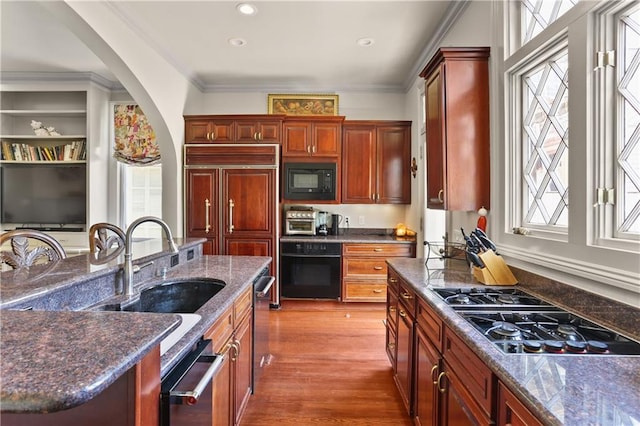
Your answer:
618,6 -> 640,234
123,164 -> 163,238
522,50 -> 569,227
521,0 -> 578,45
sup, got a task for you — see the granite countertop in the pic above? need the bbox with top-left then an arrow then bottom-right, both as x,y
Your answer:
0,252 -> 272,414
387,257 -> 640,426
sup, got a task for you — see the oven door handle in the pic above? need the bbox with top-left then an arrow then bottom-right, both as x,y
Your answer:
255,276 -> 275,297
161,339 -> 225,406
281,253 -> 341,258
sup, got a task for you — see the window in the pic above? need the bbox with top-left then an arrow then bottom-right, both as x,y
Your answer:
522,48 -> 569,229
594,1 -> 640,246
521,0 -> 578,45
111,103 -> 163,238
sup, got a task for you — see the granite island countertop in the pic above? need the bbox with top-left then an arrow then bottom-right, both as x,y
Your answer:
0,252 -> 272,414
387,257 -> 640,426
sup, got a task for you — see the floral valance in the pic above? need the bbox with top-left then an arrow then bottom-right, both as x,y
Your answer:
113,104 -> 161,166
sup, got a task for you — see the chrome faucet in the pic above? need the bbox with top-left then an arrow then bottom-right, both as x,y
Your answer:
123,216 -> 179,296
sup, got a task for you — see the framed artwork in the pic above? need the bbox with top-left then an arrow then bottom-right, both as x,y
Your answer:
267,94 -> 339,116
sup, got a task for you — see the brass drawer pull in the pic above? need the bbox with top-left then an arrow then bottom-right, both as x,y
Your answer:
431,364 -> 439,384
388,278 -> 397,283
401,292 -> 413,300
373,289 -> 383,294
437,372 -> 447,393
399,310 -> 406,318
373,266 -> 383,271
373,248 -> 383,252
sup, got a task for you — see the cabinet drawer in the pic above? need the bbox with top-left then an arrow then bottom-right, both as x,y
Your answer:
234,286 -> 253,325
343,243 -> 414,257
387,268 -> 401,293
343,281 -> 387,301
386,321 -> 397,368
204,304 -> 234,352
343,257 -> 388,277
386,285 -> 398,329
443,327 -> 494,417
416,298 -> 443,350
397,279 -> 416,314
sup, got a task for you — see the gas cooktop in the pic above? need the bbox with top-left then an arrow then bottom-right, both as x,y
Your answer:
432,287 -> 640,356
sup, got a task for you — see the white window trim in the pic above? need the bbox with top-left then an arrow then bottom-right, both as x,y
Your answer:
492,0 -> 640,304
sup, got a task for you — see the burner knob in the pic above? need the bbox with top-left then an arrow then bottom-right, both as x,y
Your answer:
565,341 -> 587,353
523,341 -> 542,353
587,340 -> 609,354
543,340 -> 564,353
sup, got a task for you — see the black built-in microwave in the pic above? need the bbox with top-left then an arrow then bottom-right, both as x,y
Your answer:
283,162 -> 336,200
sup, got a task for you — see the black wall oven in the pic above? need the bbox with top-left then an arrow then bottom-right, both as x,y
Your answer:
280,241 -> 341,299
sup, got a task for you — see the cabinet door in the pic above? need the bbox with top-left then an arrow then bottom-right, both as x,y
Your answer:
425,67 -> 446,209
210,121 -> 234,142
394,305 -> 414,415
233,310 -> 254,425
235,122 -> 261,142
224,238 -> 271,257
222,169 -> 275,237
212,342 -> 233,426
282,121 -> 311,156
185,120 -> 213,143
497,382 -> 543,426
342,125 -> 375,203
440,364 -> 493,426
414,327 -> 440,426
313,122 -> 340,156
185,169 -> 218,240
377,125 -> 411,203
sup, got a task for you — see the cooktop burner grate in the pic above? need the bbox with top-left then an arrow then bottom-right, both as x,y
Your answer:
433,287 -> 555,309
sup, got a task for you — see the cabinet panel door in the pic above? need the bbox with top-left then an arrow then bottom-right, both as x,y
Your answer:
212,344 -> 233,426
441,365 -> 493,426
313,122 -> 340,156
235,122 -> 259,142
257,122 -> 281,143
233,311 -> 254,425
211,121 -> 234,142
425,67 -> 446,209
185,120 -> 213,143
414,327 -> 440,426
186,169 -> 218,238
394,306 -> 413,415
282,122 -> 311,156
497,382 -> 543,426
342,126 -> 375,203
377,125 -> 411,203
222,169 -> 274,236
224,238 -> 271,258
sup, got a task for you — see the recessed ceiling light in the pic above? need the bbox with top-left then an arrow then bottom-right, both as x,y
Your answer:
236,3 -> 258,15
357,38 -> 375,47
228,38 -> 247,47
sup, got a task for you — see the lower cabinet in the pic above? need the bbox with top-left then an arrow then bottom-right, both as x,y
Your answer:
386,265 -> 542,425
205,286 -> 254,426
342,242 -> 415,302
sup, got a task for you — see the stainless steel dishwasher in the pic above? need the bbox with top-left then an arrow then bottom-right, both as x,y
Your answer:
253,269 -> 275,392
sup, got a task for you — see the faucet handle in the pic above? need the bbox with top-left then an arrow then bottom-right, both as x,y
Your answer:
132,260 -> 154,273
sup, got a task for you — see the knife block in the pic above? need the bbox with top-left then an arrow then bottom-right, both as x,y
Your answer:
472,250 -> 518,285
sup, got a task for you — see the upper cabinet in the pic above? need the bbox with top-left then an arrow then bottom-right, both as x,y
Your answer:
420,47 -> 490,211
185,115 -> 284,143
282,116 -> 344,158
342,121 -> 411,204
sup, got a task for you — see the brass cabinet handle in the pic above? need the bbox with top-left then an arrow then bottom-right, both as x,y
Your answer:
387,342 -> 396,350
399,309 -> 406,318
389,306 -> 396,313
373,247 -> 383,252
400,292 -> 413,300
228,199 -> 235,233
373,289 -> 383,294
437,372 -> 447,393
312,145 -> 316,153
430,189 -> 445,204
205,198 -> 211,233
388,278 -> 397,283
373,266 -> 383,271
206,132 -> 210,140
230,342 -> 239,362
431,364 -> 439,385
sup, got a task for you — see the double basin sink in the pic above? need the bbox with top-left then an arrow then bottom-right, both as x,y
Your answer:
96,278 -> 226,355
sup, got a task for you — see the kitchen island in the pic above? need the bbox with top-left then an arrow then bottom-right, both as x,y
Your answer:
0,242 -> 271,420
387,257 -> 640,425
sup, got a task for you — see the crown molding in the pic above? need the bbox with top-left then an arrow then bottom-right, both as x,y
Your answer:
402,0 -> 471,92
0,71 -> 123,91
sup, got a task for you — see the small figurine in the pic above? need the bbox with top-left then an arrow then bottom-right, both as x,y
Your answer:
477,206 -> 488,232
30,120 -> 61,136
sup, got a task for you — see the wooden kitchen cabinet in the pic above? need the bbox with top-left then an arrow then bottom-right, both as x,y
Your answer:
205,286 -> 254,426
281,116 -> 344,158
342,121 -> 411,204
497,382 -> 544,426
184,144 -> 279,304
414,298 -> 443,426
419,47 -> 490,211
342,242 -> 415,302
185,115 -> 284,143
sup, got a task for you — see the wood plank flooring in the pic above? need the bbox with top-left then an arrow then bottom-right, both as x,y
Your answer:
240,300 -> 412,425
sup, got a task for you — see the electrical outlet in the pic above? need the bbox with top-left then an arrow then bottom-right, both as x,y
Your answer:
358,215 -> 365,226
344,216 -> 350,226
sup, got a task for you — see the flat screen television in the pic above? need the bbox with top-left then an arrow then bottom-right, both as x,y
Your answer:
0,164 -> 86,229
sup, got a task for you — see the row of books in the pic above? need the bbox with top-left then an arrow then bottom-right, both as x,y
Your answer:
1,140 -> 86,162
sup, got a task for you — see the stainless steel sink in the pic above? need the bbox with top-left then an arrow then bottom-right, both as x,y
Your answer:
98,278 -> 226,314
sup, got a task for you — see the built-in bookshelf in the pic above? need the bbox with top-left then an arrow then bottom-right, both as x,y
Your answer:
0,91 -> 89,240
0,91 -> 87,163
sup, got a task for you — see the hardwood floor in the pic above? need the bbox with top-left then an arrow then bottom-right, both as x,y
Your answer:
240,300 -> 412,425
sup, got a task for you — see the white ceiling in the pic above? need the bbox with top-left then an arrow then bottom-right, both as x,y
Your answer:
0,1 -> 461,92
